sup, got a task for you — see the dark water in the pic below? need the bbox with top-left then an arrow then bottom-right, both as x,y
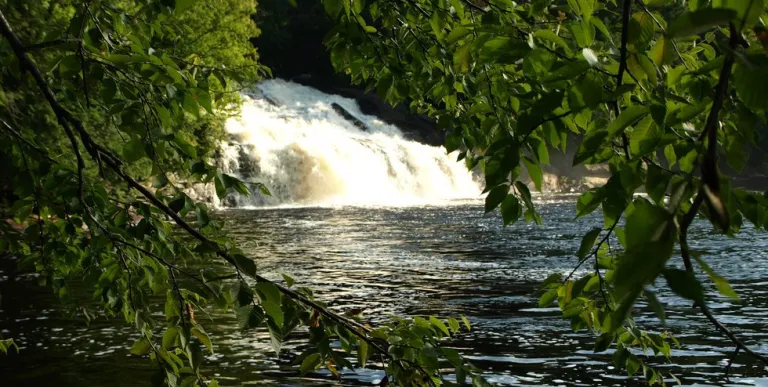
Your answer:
2,197 -> 768,386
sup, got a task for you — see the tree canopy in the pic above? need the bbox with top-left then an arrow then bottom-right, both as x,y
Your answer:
1,0 -> 768,386
0,1 -> 482,386
322,0 -> 768,382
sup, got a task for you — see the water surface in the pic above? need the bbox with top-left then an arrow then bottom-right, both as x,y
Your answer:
2,198 -> 767,386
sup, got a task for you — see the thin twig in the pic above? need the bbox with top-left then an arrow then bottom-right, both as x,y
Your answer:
614,0 -> 633,162
725,346 -> 740,381
0,118 -> 58,164
25,38 -> 81,52
675,24 -> 768,369
634,0 -> 691,70
0,10 -> 424,380
565,217 -> 621,282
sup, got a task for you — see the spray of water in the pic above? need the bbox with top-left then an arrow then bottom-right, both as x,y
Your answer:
217,79 -> 480,207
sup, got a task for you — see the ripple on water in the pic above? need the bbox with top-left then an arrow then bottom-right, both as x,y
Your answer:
1,199 -> 767,386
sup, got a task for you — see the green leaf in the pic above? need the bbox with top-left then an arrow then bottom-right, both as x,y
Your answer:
156,106 -> 171,129
569,20 -> 595,48
662,268 -> 705,302
233,281 -> 254,307
539,289 -> 558,307
324,0 -> 343,18
453,42 -> 472,73
197,91 -> 213,114
175,0 -> 198,12
543,60 -> 591,83
441,347 -> 462,367
594,333 -> 615,352
268,323 -> 283,353
300,353 -> 322,375
568,75 -> 603,110
173,134 -> 197,159
358,340 -> 370,367
576,188 -> 605,218
533,30 -> 573,56
645,163 -> 670,204
628,12 -> 656,51
162,327 -> 179,349
152,174 -> 169,189
430,316 -> 451,336
577,227 -> 602,259
461,315 -> 471,330
123,137 -> 145,162
591,17 -> 614,45
650,37 -> 674,66
500,194 -> 522,225
629,115 -> 661,157
726,134 -> 750,173
713,0 -> 765,30
523,157 -> 543,191
573,130 -> 609,165
691,253 -> 739,299
130,337 -> 152,356
182,92 -> 199,117
451,0 -> 466,19
255,282 -> 283,328
626,354 -> 641,376
645,291 -> 667,324
191,325 -> 213,354
667,8 -> 738,37
485,185 -> 509,213
253,182 -> 272,196
540,272 -> 563,289
447,27 -> 471,44
235,305 -> 264,330
607,105 -> 649,136
233,254 -> 257,279
281,273 -> 295,287
448,317 -> 461,333
732,57 -> 768,112
613,199 -> 675,301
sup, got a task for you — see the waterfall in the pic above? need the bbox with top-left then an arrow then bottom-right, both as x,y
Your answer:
215,79 -> 481,207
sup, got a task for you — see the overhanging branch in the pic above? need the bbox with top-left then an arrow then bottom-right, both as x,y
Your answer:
0,8 -> 407,376
676,23 -> 768,369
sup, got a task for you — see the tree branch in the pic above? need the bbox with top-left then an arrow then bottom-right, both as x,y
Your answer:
0,118 -> 58,164
613,0 -> 633,161
25,38 -> 81,52
0,9 -> 403,376
564,217 -> 621,282
635,0 -> 691,70
675,24 -> 764,366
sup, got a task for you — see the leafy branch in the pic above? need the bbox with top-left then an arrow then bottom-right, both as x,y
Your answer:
676,23 -> 768,370
1,8 -> 472,386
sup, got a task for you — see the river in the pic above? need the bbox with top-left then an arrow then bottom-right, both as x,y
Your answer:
1,197 -> 767,386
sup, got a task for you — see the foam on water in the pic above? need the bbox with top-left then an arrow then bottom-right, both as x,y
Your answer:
218,79 -> 481,207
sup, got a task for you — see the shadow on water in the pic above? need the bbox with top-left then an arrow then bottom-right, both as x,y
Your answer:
2,197 -> 768,385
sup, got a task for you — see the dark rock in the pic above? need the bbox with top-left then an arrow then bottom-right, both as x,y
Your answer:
331,103 -> 368,131
293,75 -> 443,146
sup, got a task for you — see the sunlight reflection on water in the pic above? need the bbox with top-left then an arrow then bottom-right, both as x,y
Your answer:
1,197 -> 767,385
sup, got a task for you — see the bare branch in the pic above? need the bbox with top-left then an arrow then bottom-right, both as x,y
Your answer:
25,38 -> 81,52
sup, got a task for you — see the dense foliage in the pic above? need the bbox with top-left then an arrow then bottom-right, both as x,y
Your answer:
0,0 -> 261,184
3,0 -> 768,386
321,0 -> 768,383
0,1 -> 485,386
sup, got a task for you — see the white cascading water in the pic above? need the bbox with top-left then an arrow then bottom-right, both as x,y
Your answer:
216,79 -> 480,207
